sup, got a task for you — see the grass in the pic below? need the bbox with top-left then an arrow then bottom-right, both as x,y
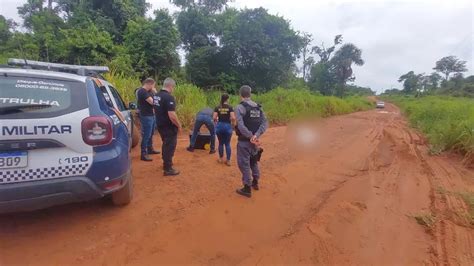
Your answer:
385,96 -> 474,162
413,213 -> 437,228
434,187 -> 473,226
104,72 -> 374,128
458,191 -> 474,225
253,88 -> 373,124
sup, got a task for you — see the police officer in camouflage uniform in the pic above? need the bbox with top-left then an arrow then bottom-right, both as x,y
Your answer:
235,85 -> 268,198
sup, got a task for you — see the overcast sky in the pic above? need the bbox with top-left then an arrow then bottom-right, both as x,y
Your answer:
2,0 -> 473,92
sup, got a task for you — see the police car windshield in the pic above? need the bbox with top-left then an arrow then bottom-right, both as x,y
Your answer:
0,75 -> 87,119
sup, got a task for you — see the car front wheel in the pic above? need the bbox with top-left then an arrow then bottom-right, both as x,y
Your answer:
131,116 -> 140,149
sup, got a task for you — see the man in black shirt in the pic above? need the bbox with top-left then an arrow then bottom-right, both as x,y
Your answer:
136,78 -> 160,162
155,78 -> 182,176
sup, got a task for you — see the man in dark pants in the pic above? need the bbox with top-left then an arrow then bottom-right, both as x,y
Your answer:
155,78 -> 182,176
136,78 -> 160,162
235,85 -> 268,198
187,107 -> 216,154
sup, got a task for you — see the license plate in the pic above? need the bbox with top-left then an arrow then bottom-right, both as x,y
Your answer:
0,151 -> 28,169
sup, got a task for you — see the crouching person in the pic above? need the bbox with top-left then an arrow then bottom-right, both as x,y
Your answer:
235,85 -> 268,198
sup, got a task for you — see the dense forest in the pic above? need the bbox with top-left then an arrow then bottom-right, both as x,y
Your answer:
0,0 -> 373,96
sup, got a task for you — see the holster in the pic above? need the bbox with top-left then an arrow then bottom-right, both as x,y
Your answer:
250,148 -> 264,164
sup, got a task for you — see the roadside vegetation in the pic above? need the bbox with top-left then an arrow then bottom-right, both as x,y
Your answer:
413,213 -> 437,229
386,96 -> 473,163
436,187 -> 474,226
459,191 -> 474,225
105,72 -> 373,126
383,56 -> 473,98
381,54 -> 473,164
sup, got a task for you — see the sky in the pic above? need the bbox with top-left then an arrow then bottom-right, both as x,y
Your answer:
1,0 -> 473,93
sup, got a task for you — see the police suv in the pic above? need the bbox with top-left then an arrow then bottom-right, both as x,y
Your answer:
0,59 -> 136,213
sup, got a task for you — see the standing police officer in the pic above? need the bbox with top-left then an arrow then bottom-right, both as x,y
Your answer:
155,78 -> 182,176
235,85 -> 268,198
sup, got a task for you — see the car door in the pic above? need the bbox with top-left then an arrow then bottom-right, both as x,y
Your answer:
103,82 -> 133,148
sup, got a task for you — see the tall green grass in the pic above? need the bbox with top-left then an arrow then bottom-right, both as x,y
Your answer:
387,96 -> 474,161
255,88 -> 373,124
173,83 -> 208,128
103,71 -> 141,102
104,73 -> 373,127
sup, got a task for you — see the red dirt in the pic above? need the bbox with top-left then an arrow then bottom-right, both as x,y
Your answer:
1,103 -> 473,265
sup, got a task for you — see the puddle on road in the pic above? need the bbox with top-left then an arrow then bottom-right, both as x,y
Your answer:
377,111 -> 398,114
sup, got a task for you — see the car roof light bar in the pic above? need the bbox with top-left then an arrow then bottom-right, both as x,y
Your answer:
7,58 -> 109,75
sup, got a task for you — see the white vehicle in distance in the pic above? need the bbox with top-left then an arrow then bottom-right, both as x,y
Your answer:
376,101 -> 385,109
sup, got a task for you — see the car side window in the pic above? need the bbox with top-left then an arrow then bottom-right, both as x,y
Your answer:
99,86 -> 114,108
109,86 -> 126,111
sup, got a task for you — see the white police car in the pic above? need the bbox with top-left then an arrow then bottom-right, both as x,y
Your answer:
0,59 -> 136,213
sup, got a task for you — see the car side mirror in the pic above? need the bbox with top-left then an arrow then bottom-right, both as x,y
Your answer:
128,102 -> 137,110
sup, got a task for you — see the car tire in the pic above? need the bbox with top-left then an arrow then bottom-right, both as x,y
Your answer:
112,174 -> 133,206
131,116 -> 140,148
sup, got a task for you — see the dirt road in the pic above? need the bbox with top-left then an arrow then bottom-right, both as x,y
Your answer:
1,104 -> 473,265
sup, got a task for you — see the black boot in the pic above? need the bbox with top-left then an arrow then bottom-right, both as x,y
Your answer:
186,146 -> 194,152
164,168 -> 180,176
236,185 -> 252,198
252,180 -> 259,191
141,154 -> 153,162
147,148 -> 161,155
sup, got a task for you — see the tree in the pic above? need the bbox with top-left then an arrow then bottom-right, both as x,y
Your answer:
170,0 -> 230,13
49,0 -> 151,43
60,21 -> 115,65
300,32 -> 314,81
219,8 -> 303,91
18,0 -> 49,29
345,85 -> 374,96
330,43 -> 364,96
17,0 -> 66,62
308,62 -> 334,95
186,46 -> 220,87
179,7 -> 303,90
382,88 -> 402,95
427,72 -> 442,88
433,56 -> 468,81
398,71 -> 423,94
176,7 -> 217,51
0,15 -> 13,46
124,9 -> 180,79
30,11 -> 65,62
421,72 -> 442,93
311,34 -> 342,63
307,35 -> 364,97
